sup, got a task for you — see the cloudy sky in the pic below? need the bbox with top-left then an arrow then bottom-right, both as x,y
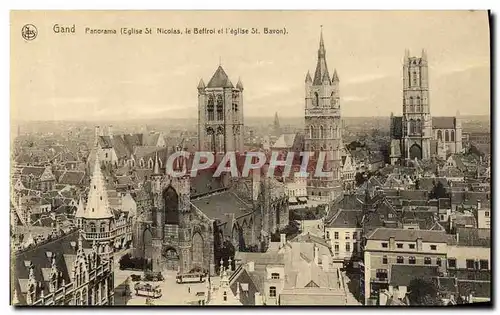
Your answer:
11,10 -> 490,121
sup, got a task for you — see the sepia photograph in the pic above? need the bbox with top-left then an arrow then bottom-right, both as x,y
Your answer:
9,10 -> 491,307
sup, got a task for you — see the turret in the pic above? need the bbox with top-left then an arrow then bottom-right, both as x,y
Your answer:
236,78 -> 244,91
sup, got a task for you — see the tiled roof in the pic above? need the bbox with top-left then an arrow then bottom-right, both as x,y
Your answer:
21,167 -> 46,178
367,228 -> 450,243
207,66 -> 234,88
432,117 -> 456,129
324,209 -> 362,228
390,265 -> 439,287
58,171 -> 85,186
448,227 -> 490,247
191,190 -> 253,223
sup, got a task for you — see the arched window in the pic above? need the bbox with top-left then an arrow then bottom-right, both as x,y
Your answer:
409,119 -> 416,135
445,130 -> 450,142
309,126 -> 314,139
207,95 -> 215,121
451,130 -> 455,142
329,126 -> 333,138
139,159 -> 145,168
437,130 -> 443,141
319,125 -> 324,139
416,96 -> 421,112
147,159 -> 153,169
412,71 -> 417,86
314,92 -> 319,107
409,97 -> 414,112
164,186 -> 179,225
416,119 -> 421,134
90,223 -> 96,233
100,222 -> 106,233
216,95 -> 224,120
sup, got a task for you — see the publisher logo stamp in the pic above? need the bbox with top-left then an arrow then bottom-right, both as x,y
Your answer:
22,24 -> 37,41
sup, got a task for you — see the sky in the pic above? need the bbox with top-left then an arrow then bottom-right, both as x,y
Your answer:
11,10 -> 490,121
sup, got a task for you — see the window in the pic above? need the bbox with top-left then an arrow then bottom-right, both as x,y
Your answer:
437,258 -> 442,267
271,273 -> 280,280
397,256 -> 404,264
466,259 -> 475,269
485,211 -> 490,217
412,71 -> 417,86
334,232 -> 339,240
223,291 -> 227,301
409,256 -> 416,265
353,232 -> 357,240
326,231 -> 330,239
345,243 -> 351,252
334,243 -> 339,252
314,92 -> 319,107
216,95 -> 224,120
409,244 -> 415,249
448,258 -> 456,268
381,242 -> 388,248
430,245 -> 437,250
269,286 -> 276,297
90,223 -> 96,233
396,243 -> 403,249
376,269 -> 388,280
345,232 -> 350,240
424,257 -> 432,265
382,256 -> 388,264
480,260 -> 488,270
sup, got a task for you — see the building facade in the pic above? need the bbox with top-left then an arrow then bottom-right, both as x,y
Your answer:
390,50 -> 463,164
304,30 -> 343,202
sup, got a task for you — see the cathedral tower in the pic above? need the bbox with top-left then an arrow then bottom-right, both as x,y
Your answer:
198,66 -> 244,154
402,49 -> 432,161
304,28 -> 343,202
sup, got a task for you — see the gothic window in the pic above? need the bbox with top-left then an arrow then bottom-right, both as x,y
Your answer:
163,186 -> 179,225
416,119 -> 422,134
445,130 -> 450,142
412,71 -> 417,86
314,92 -> 319,107
416,96 -> 421,112
309,126 -> 313,139
139,159 -> 145,168
76,291 -> 81,306
82,288 -> 88,305
90,223 -> 96,233
437,130 -> 443,141
216,95 -> 224,120
409,119 -> 416,135
409,97 -> 414,112
319,125 -> 324,139
451,130 -> 455,142
100,222 -> 106,233
207,95 -> 215,121
147,159 -> 153,169
329,126 -> 333,138
191,232 -> 204,270
232,93 -> 239,112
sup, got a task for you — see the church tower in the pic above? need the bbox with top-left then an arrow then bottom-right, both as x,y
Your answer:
402,49 -> 432,161
304,28 -> 343,202
198,66 -> 244,154
75,155 -> 114,260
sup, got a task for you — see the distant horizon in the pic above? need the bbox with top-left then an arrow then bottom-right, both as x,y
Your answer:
11,11 -> 490,121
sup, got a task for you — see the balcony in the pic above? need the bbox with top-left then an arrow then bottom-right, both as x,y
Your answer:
305,108 -> 341,118
371,277 -> 389,283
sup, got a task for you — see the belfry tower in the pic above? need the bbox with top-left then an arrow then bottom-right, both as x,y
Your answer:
402,49 -> 432,161
197,66 -> 244,154
304,28 -> 343,202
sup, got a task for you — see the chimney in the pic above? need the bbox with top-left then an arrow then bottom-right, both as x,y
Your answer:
476,199 -> 481,210
247,261 -> 254,272
321,254 -> 330,272
389,237 -> 395,250
416,238 -> 423,251
280,233 -> 286,248
314,245 -> 319,265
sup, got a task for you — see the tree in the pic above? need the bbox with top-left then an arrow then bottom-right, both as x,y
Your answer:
407,278 -> 442,306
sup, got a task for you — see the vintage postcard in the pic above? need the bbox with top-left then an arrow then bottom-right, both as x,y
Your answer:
10,10 -> 491,306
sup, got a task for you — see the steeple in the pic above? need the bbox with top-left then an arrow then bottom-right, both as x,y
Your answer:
305,71 -> 312,83
332,69 -> 339,82
274,112 -> 280,130
313,26 -> 330,86
83,155 -> 113,219
153,151 -> 160,175
236,77 -> 244,91
198,78 -> 206,90
75,196 -> 85,218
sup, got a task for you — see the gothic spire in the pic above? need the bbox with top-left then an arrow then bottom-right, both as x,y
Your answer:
75,196 -> 85,218
305,71 -> 312,83
83,155 -> 113,219
332,69 -> 339,82
313,27 -> 331,86
153,151 -> 160,175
